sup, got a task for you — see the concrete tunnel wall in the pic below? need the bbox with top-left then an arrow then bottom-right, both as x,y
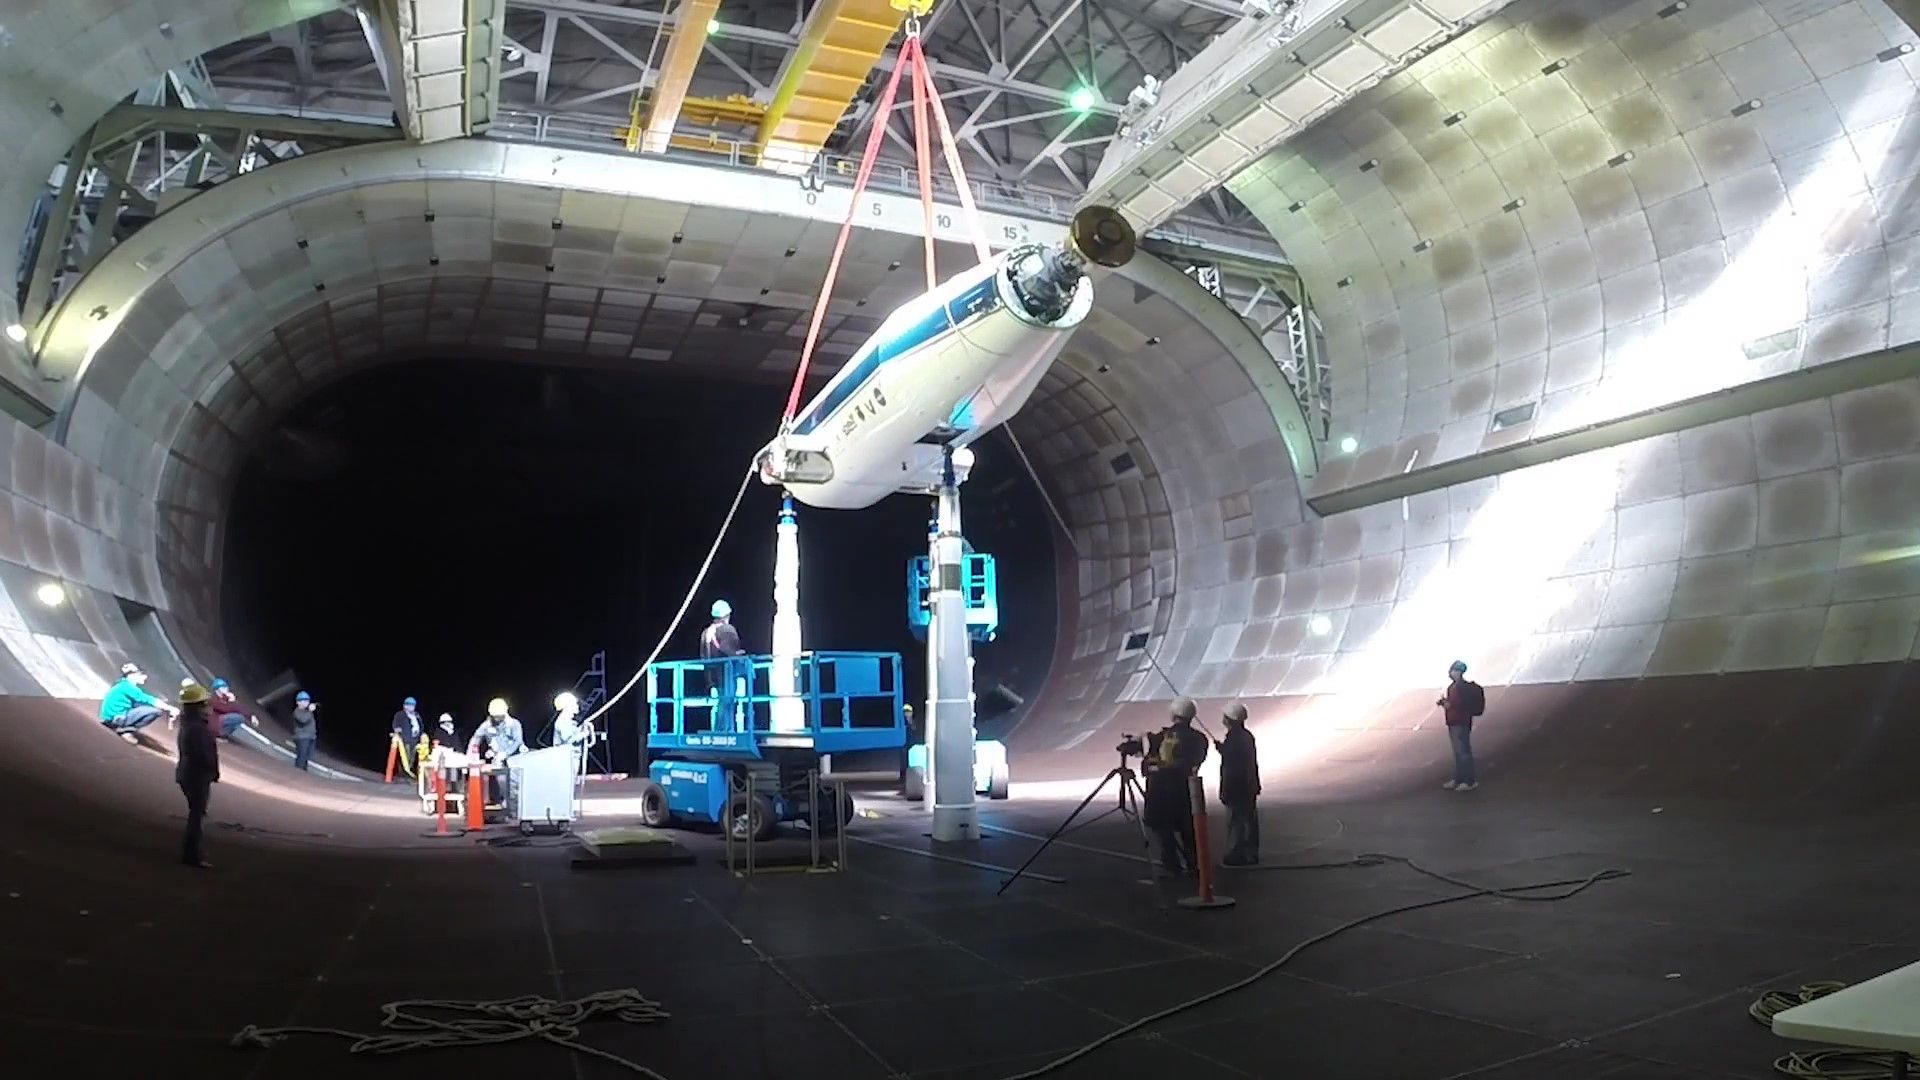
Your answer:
19,135 -> 1282,780
0,0 -> 1913,810
1229,0 -> 1920,496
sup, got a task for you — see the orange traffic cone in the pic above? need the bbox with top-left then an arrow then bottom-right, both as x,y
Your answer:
384,736 -> 399,783
465,764 -> 486,831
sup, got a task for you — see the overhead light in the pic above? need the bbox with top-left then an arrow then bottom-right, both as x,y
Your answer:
1069,85 -> 1097,112
34,582 -> 65,607
706,17 -> 720,34
4,323 -> 25,344
1308,614 -> 1333,636
1339,435 -> 1359,454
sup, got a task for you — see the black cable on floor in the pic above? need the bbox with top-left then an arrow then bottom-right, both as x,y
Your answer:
997,856 -> 1632,1079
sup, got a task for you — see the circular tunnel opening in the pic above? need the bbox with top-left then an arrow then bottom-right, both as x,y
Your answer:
217,356 -> 1060,771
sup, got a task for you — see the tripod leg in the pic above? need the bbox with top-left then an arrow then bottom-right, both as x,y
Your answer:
996,768 -> 1122,896
1119,773 -> 1162,876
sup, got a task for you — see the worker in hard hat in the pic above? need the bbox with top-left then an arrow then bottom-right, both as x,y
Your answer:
432,711 -> 461,752
1213,702 -> 1261,866
391,696 -> 426,778
699,599 -> 746,731
429,712 -> 464,794
174,684 -> 218,869
552,691 -> 594,776
474,697 -> 525,807
99,662 -> 179,742
207,678 -> 258,740
1143,698 -> 1208,878
290,690 -> 318,771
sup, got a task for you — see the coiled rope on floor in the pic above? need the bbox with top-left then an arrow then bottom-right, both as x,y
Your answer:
1749,982 -> 1908,1080
231,989 -> 670,1075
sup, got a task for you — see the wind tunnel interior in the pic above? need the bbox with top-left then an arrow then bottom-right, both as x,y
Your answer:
206,350 -> 1063,775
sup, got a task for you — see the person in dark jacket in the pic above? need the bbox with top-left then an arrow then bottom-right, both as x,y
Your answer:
699,599 -> 746,731
1437,660 -> 1483,791
1143,698 -> 1208,877
290,690 -> 318,771
430,713 -> 464,794
391,697 -> 425,776
208,678 -> 257,740
174,684 -> 219,869
1214,702 -> 1261,866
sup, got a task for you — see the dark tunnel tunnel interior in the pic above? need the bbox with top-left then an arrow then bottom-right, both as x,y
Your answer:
218,357 -> 1060,771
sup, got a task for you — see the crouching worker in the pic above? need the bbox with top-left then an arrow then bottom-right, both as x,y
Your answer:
1214,702 -> 1261,866
175,684 -> 219,869
100,663 -> 178,742
209,679 -> 258,740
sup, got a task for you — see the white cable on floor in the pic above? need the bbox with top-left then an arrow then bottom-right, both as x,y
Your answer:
996,859 -> 1630,1079
580,461 -> 758,727
231,989 -> 669,1075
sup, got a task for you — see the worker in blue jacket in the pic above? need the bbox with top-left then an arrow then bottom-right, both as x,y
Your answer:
99,663 -> 178,742
174,684 -> 218,869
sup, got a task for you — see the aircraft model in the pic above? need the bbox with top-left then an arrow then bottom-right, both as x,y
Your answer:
757,205 -> 1137,509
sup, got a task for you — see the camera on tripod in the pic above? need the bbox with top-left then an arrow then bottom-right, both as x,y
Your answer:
1115,730 -> 1166,760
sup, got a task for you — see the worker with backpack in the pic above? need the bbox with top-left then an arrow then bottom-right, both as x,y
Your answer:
1437,660 -> 1485,791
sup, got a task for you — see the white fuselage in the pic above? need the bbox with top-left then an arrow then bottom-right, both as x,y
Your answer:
759,245 -> 1094,510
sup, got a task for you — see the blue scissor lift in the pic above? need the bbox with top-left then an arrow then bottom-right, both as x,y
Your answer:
639,651 -> 907,841
904,549 -> 1011,800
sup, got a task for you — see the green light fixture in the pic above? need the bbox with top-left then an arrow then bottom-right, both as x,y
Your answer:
1069,85 -> 1096,112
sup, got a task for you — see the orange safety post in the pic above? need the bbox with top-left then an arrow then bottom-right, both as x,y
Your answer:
384,736 -> 399,783
464,763 -> 487,831
1177,774 -> 1236,911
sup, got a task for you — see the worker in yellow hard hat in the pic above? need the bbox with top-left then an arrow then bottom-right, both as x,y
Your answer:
175,684 -> 219,869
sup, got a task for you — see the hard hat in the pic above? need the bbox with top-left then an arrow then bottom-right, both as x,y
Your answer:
296,691 -> 311,702
403,696 -> 417,708
1449,660 -> 1468,673
554,691 -> 579,712
1223,702 -> 1248,722
1169,697 -> 1197,721
710,599 -> 732,619
120,662 -> 141,676
438,713 -> 454,725
180,684 -> 210,705
211,678 -> 229,691
487,697 -> 508,717
180,677 -> 196,689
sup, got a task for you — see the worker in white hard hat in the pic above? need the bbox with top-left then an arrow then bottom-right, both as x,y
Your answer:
699,599 -> 746,731
98,662 -> 179,742
1213,702 -> 1261,866
479,697 -> 525,808
1143,697 -> 1208,878
551,691 -> 594,775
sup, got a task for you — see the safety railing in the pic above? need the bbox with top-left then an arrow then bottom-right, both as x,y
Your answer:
906,552 -> 999,642
644,650 -> 906,755
484,107 -> 1278,255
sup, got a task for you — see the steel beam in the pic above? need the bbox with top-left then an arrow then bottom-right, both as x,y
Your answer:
639,0 -> 722,154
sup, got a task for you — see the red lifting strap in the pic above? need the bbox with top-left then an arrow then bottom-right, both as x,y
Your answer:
779,32 -> 993,427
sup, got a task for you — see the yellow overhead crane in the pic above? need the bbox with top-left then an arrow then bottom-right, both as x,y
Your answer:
624,92 -> 766,156
619,0 -> 930,170
755,0 -> 927,174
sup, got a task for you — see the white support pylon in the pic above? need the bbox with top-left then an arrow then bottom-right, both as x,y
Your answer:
771,493 -> 805,733
922,513 -> 938,813
927,450 -> 979,842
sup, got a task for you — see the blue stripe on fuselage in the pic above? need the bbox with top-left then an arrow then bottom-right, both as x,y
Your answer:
790,273 -> 1002,437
